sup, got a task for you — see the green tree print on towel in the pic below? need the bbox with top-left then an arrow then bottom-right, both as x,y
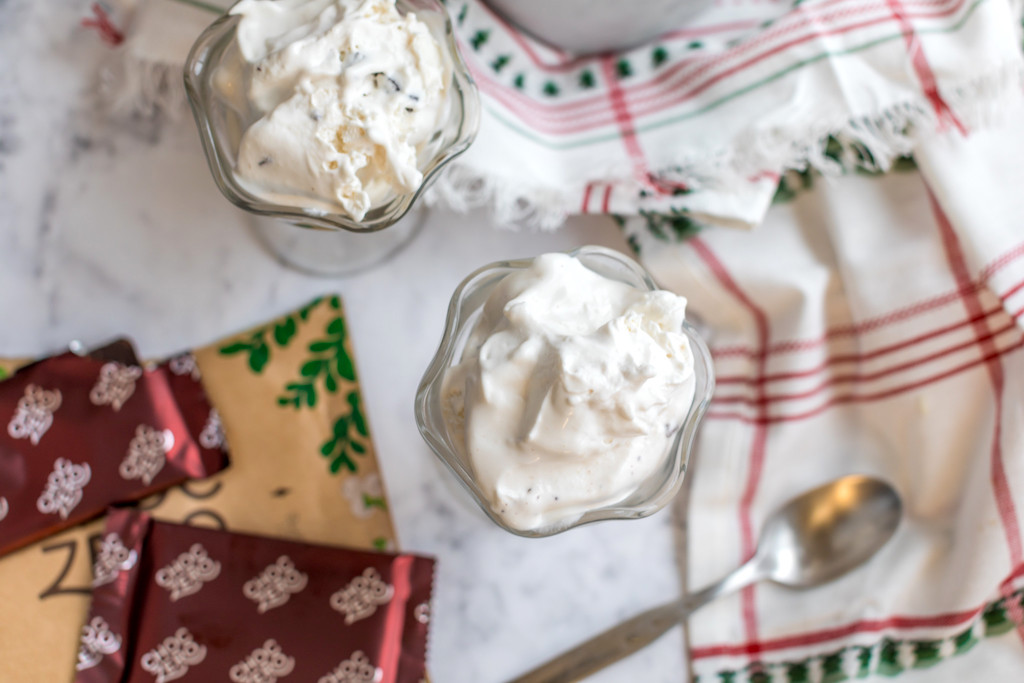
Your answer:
700,587 -> 1022,682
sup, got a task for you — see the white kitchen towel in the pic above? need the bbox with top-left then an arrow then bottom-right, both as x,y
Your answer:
633,117 -> 1024,681
84,0 -> 1024,228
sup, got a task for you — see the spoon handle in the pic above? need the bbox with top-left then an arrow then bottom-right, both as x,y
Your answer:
507,559 -> 761,683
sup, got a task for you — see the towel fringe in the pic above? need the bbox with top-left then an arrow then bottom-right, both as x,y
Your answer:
424,166 -> 573,231
98,49 -> 1024,229
431,60 -> 1024,229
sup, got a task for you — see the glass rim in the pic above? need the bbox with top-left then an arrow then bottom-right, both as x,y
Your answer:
183,0 -> 481,233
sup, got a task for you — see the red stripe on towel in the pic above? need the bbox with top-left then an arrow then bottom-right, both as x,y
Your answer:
928,189 -> 1024,641
886,0 -> 967,134
691,237 -> 771,656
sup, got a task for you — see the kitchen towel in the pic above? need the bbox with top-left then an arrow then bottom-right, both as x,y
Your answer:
83,0 -> 1024,229
633,119 -> 1024,681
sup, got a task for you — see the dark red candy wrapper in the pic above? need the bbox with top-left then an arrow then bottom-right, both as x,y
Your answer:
0,348 -> 229,557
75,508 -> 435,683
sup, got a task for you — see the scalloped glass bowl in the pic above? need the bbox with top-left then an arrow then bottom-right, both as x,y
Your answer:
414,246 -> 716,537
183,0 -> 480,273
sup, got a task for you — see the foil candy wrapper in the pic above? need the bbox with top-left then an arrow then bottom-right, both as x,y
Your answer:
74,508 -> 435,683
0,343 -> 229,557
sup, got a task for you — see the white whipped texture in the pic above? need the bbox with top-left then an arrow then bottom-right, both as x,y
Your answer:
227,0 -> 448,220
442,252 -> 697,532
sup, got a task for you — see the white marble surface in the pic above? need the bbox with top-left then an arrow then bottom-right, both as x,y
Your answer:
0,2 -> 690,681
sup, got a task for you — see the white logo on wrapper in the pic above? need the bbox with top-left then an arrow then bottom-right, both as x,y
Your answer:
140,627 -> 206,683
120,425 -> 174,485
0,497 -> 7,522
89,362 -> 143,411
154,543 -> 221,601
229,639 -> 295,683
413,602 -> 431,624
199,408 -> 226,450
168,352 -> 201,381
93,533 -> 138,587
36,458 -> 91,519
243,555 -> 308,613
318,651 -> 382,683
76,616 -> 122,671
329,567 -> 394,624
8,384 -> 61,445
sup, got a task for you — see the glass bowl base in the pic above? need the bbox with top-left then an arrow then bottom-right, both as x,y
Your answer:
248,205 -> 426,277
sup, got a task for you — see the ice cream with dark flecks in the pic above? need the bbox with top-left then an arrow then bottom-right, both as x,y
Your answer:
225,0 -> 449,220
441,252 -> 697,532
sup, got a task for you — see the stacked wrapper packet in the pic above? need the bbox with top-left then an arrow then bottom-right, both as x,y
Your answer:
0,295 -> 434,682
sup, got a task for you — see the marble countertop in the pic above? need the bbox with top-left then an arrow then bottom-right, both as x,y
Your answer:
0,2 -> 688,681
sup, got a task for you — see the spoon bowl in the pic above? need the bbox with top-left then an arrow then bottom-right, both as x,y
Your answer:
759,475 -> 903,588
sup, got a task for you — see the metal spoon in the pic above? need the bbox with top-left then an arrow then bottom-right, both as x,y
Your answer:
508,474 -> 903,683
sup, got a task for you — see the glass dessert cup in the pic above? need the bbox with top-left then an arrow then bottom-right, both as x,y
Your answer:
184,0 -> 480,276
414,245 -> 716,538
